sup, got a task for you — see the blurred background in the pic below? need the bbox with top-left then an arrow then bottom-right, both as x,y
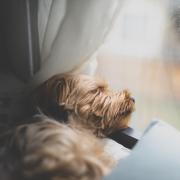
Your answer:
0,0 -> 180,131
96,0 -> 180,131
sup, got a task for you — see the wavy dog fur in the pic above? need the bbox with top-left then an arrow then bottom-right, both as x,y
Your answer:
0,116 -> 113,180
34,73 -> 135,137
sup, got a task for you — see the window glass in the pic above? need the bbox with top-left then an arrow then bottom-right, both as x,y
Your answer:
96,0 -> 180,131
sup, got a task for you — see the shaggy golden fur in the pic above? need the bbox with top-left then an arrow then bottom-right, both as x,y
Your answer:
0,115 -> 113,180
0,74 -> 135,180
34,73 -> 135,137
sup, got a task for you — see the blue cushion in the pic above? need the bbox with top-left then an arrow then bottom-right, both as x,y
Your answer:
105,120 -> 180,180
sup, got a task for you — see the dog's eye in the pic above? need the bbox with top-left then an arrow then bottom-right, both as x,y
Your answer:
90,89 -> 98,94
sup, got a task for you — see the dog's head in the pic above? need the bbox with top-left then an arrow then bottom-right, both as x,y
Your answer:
35,74 -> 135,137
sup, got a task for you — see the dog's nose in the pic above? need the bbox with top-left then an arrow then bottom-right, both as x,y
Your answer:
130,97 -> 135,103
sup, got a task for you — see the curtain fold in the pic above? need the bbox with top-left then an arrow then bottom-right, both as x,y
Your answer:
31,0 -> 122,86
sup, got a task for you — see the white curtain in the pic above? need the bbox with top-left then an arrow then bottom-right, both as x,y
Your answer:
31,0 -> 122,86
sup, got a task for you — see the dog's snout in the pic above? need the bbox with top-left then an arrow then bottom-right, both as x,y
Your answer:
130,97 -> 135,103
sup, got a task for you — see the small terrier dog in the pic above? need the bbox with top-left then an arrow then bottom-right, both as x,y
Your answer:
0,115 -> 113,180
34,73 -> 135,137
0,73 -> 135,180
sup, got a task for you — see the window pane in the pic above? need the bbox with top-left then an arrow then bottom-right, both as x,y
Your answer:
96,0 -> 180,131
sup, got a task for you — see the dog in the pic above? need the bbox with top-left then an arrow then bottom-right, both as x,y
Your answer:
33,73 -> 135,137
0,115 -> 114,180
0,74 -> 135,179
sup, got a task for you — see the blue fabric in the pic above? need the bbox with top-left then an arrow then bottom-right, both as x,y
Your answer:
105,120 -> 180,180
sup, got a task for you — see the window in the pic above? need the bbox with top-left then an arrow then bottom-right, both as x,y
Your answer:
96,0 -> 180,131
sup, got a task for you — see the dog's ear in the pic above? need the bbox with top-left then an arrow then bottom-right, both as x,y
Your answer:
52,77 -> 66,106
54,77 -> 75,111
